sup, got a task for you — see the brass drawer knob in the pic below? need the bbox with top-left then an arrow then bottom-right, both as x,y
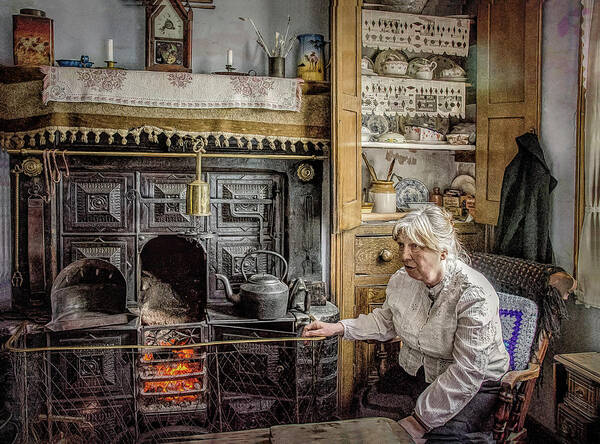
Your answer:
379,249 -> 393,262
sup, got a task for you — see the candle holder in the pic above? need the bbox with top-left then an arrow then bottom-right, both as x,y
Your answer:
104,60 -> 117,69
213,65 -> 250,76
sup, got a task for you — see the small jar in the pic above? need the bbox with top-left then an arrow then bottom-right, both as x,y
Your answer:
430,187 -> 443,206
370,180 -> 396,213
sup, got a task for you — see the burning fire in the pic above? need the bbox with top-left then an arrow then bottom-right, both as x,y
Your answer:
142,341 -> 203,405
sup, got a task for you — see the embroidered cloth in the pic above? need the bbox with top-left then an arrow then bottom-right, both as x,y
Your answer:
340,260 -> 509,430
362,75 -> 465,118
362,10 -> 470,57
0,68 -> 328,153
40,67 -> 302,112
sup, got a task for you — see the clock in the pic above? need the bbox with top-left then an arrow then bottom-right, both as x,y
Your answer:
146,0 -> 192,72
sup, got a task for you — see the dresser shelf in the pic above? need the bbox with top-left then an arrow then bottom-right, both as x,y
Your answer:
362,141 -> 475,151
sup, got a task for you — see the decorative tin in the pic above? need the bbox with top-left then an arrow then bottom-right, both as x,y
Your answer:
296,34 -> 325,81
13,9 -> 54,66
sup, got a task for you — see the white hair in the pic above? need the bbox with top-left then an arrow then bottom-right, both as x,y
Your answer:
391,206 -> 469,263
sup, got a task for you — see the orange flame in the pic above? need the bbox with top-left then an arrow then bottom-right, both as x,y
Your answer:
142,342 -> 202,404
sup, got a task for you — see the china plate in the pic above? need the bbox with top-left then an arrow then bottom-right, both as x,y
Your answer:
450,174 -> 476,196
396,178 -> 429,209
365,114 -> 389,136
374,49 -> 407,75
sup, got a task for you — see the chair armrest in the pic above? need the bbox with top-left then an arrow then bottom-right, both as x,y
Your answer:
499,363 -> 540,390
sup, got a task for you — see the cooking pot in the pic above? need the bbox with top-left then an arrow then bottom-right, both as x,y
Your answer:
215,250 -> 289,320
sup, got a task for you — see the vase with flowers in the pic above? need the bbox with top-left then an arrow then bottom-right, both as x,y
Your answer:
239,15 -> 296,78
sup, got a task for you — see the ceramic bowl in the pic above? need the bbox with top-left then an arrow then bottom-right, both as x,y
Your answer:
404,126 -> 445,142
446,133 -> 470,145
407,58 -> 437,78
377,132 -> 405,143
382,60 -> 408,76
361,57 -> 374,71
57,59 -> 94,68
440,66 -> 466,79
415,70 -> 433,80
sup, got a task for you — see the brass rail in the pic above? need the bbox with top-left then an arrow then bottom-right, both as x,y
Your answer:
6,148 -> 328,161
4,322 -> 325,353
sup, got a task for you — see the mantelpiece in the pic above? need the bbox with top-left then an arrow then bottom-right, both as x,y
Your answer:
1,66 -> 331,313
0,67 -> 330,155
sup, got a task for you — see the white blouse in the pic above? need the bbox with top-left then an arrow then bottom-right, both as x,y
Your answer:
340,259 -> 510,430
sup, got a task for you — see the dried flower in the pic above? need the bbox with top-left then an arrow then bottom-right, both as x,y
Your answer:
239,15 -> 296,58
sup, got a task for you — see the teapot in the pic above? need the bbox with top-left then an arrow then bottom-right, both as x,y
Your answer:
407,58 -> 437,80
215,250 -> 289,320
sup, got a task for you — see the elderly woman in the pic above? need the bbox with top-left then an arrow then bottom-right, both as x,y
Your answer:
303,206 -> 509,443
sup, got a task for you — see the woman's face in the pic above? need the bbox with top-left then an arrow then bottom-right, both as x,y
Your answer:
397,234 -> 446,287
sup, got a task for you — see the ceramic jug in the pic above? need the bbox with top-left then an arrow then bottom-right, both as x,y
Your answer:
407,58 -> 437,80
297,34 -> 325,81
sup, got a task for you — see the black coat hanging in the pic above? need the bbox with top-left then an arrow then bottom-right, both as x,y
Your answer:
493,132 -> 557,263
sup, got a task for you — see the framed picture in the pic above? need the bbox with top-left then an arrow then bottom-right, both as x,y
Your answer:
13,10 -> 54,66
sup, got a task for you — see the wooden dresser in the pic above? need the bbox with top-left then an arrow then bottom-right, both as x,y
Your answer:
554,352 -> 600,443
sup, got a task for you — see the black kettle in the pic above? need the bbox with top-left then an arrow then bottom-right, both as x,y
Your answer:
215,250 -> 289,320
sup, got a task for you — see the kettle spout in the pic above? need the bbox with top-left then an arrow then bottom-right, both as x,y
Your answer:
215,274 -> 240,304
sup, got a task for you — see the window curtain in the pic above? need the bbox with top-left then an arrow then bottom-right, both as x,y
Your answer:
577,0 -> 600,308
0,151 -> 11,310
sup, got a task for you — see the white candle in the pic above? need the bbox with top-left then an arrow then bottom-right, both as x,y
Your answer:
106,39 -> 114,62
227,48 -> 233,66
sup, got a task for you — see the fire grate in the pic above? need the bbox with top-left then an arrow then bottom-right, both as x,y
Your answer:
6,323 -> 324,443
138,323 -> 208,419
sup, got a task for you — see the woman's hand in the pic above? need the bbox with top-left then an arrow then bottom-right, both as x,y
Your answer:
301,320 -> 344,337
398,415 -> 427,443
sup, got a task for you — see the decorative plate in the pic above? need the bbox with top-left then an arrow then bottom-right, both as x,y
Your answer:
450,174 -> 476,196
365,114 -> 389,136
395,178 -> 429,209
374,49 -> 407,75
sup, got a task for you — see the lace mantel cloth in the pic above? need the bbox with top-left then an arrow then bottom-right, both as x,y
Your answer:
362,10 -> 470,57
362,75 -> 465,118
41,67 -> 302,112
0,69 -> 329,153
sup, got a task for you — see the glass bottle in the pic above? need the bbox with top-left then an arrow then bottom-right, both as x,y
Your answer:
430,187 -> 443,206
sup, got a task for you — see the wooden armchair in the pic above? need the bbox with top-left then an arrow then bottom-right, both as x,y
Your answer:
360,252 -> 575,443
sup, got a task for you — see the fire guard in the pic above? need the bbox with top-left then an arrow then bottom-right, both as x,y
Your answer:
7,323 -> 328,443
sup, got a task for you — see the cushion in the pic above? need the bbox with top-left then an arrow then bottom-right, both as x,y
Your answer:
497,292 -> 538,371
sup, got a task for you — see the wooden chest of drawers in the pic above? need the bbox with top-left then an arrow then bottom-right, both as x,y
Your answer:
554,352 -> 600,443
557,402 -> 599,443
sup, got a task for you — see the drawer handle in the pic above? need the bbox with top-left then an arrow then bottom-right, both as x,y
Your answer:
379,249 -> 393,262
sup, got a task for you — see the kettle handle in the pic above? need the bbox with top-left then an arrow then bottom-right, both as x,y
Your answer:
241,250 -> 288,282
